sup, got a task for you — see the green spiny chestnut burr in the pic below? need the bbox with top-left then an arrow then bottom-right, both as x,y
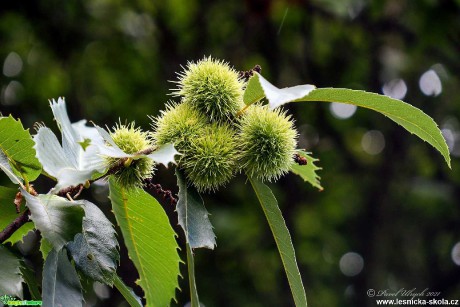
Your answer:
173,56 -> 245,122
182,123 -> 238,192
107,122 -> 154,189
151,101 -> 207,154
238,105 -> 298,182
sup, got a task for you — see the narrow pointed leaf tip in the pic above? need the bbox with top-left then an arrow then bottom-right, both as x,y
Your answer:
249,177 -> 308,307
243,73 -> 316,109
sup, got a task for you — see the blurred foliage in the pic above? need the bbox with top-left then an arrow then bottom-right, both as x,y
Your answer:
1,0 -> 460,306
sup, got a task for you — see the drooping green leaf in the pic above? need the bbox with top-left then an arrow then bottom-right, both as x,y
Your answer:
20,260 -> 41,300
67,201 -> 119,286
244,74 -> 450,167
0,115 -> 42,182
21,189 -> 84,250
113,275 -> 143,307
109,179 -> 180,307
42,248 -> 83,307
186,243 -> 200,307
176,170 -> 216,249
0,186 -> 34,244
296,88 -> 450,167
290,150 -> 323,191
249,176 -> 307,307
176,170 -> 209,307
33,98 -> 107,191
0,245 -> 24,299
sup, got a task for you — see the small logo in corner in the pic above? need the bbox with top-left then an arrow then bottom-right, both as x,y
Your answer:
0,295 -> 16,305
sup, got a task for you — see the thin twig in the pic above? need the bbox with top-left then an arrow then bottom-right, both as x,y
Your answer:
238,64 -> 262,82
0,209 -> 30,244
143,179 -> 177,206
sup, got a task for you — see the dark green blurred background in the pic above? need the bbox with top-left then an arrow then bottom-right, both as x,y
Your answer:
1,1 -> 460,306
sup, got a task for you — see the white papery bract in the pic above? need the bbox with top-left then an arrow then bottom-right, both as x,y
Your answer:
34,98 -> 181,192
34,98 -> 107,192
256,73 -> 316,109
94,125 -> 181,166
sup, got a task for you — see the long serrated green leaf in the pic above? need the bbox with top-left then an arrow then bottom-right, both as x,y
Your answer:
0,245 -> 24,299
176,170 -> 216,250
0,186 -> 34,244
296,88 -> 450,167
42,248 -> 83,307
0,115 -> 42,182
21,189 -> 84,250
113,275 -> 143,307
248,176 -> 307,307
67,201 -> 119,286
290,150 -> 323,191
109,179 -> 180,307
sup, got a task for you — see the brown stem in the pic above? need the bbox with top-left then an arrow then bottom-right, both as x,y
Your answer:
239,64 -> 262,82
0,209 -> 30,244
143,179 -> 177,206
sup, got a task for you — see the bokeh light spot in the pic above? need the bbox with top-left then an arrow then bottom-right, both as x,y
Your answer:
419,69 -> 442,96
3,52 -> 23,77
361,130 -> 385,155
441,129 -> 455,152
330,102 -> 357,119
451,242 -> 460,266
339,252 -> 364,277
1,81 -> 23,106
382,79 -> 407,100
